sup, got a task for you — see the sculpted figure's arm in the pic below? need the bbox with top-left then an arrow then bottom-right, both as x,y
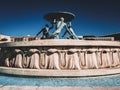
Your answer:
49,23 -> 54,30
36,29 -> 44,37
62,30 -> 67,38
35,24 -> 49,38
66,22 -> 78,39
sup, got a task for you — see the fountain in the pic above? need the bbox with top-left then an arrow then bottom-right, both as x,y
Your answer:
0,12 -> 120,77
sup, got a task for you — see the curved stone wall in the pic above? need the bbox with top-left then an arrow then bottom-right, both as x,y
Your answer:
0,40 -> 120,70
0,47 -> 120,70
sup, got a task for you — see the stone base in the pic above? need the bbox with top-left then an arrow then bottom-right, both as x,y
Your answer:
0,66 -> 120,77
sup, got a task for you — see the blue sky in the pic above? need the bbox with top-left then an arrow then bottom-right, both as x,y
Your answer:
0,0 -> 120,36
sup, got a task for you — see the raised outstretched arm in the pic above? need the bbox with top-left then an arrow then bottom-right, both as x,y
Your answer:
35,28 -> 44,37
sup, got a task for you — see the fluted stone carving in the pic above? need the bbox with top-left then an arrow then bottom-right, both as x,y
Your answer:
14,49 -> 23,68
0,47 -> 120,70
112,49 -> 120,67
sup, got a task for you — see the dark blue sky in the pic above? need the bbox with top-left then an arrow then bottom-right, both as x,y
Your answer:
0,0 -> 120,36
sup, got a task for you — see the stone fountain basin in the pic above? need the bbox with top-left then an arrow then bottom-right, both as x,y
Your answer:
0,40 -> 120,77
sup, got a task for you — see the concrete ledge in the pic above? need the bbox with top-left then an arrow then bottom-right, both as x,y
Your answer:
0,86 -> 120,90
0,67 -> 120,77
0,40 -> 120,47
